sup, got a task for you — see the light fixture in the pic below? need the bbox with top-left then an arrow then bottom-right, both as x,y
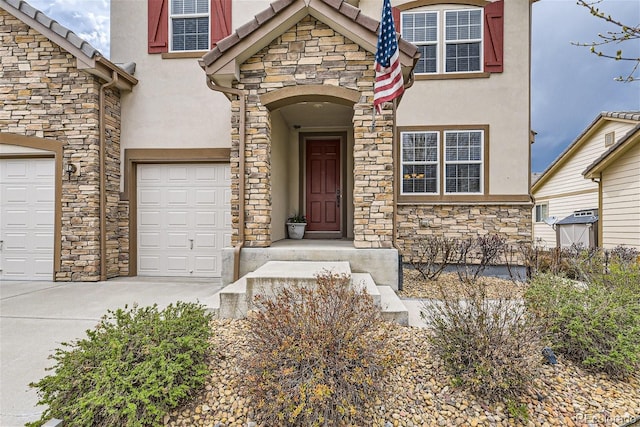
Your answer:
65,163 -> 78,180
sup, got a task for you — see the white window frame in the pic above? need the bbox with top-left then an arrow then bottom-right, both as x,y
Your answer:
401,11 -> 439,75
443,130 -> 484,194
401,7 -> 483,75
444,9 -> 483,74
535,204 -> 549,223
169,0 -> 210,52
400,131 -> 440,195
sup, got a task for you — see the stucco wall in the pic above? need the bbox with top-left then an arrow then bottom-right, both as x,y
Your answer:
110,0 -> 231,193
0,9 -> 126,280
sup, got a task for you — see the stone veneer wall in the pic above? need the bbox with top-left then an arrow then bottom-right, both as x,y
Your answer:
396,204 -> 533,262
231,15 -> 394,247
0,9 -> 126,280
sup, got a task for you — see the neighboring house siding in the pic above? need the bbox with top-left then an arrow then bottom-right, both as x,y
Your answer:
600,141 -> 640,250
532,192 -> 598,248
532,120 -> 636,247
0,9 -> 126,280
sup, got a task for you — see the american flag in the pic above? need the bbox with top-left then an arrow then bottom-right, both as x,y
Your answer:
374,0 -> 404,114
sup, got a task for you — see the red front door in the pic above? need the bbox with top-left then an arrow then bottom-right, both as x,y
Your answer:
306,139 -> 340,232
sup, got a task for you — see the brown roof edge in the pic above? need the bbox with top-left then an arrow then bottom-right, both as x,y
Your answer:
200,0 -> 420,71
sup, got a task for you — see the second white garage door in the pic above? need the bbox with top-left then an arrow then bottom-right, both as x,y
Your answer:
137,163 -> 231,278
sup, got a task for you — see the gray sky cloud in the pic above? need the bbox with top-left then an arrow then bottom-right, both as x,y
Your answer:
23,0 -> 640,172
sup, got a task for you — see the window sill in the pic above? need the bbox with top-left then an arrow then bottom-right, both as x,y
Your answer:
397,194 -> 532,204
161,51 -> 208,59
414,72 -> 490,81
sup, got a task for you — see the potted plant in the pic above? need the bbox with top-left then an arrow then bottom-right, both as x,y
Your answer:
286,213 -> 307,239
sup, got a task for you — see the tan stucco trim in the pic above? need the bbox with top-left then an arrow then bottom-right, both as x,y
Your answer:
0,134 -> 63,280
162,51 -> 208,59
414,72 -> 490,80
395,0 -> 489,11
261,85 -> 361,111
123,148 -> 231,276
397,195 -> 532,205
533,188 -> 598,202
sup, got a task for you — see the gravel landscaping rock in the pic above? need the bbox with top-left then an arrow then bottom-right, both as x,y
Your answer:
166,270 -> 640,427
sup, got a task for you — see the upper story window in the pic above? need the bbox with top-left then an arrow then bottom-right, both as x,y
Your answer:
400,128 -> 485,196
171,0 -> 209,51
147,0 -> 232,55
402,8 -> 483,75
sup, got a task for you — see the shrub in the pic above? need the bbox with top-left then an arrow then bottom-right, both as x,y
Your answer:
421,277 -> 541,403
242,272 -> 395,426
525,260 -> 640,376
28,302 -> 213,427
407,235 -> 458,280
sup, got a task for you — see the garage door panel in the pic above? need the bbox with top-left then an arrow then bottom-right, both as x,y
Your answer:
137,163 -> 231,278
167,189 -> 189,206
3,210 -> 29,228
167,232 -> 189,248
167,211 -> 189,227
194,256 -> 217,275
36,186 -> 54,203
138,189 -> 162,206
138,256 -> 160,272
35,210 -> 54,227
4,233 -> 28,250
5,187 -> 28,203
139,232 -> 161,249
33,232 -> 54,250
167,256 -> 189,273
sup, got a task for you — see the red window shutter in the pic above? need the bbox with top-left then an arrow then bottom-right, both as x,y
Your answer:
392,7 -> 401,33
211,0 -> 232,47
148,0 -> 168,54
484,0 -> 504,73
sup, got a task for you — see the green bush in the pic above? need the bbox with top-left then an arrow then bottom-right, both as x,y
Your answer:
28,302 -> 213,427
242,272 -> 395,426
525,259 -> 640,376
421,277 -> 541,403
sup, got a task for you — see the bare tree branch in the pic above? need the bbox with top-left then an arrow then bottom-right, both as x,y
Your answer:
571,0 -> 640,82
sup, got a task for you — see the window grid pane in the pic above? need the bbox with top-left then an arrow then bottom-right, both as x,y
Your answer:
172,17 -> 209,51
445,9 -> 481,73
401,132 -> 439,194
444,131 -> 482,193
401,12 -> 438,43
172,0 -> 208,15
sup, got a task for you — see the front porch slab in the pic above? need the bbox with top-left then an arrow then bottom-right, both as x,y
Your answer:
222,240 -> 399,290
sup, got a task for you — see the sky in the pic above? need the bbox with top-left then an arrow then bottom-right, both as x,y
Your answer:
24,0 -> 640,173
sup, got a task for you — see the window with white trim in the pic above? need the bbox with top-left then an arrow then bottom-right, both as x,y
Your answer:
444,130 -> 483,193
400,128 -> 485,196
401,131 -> 439,194
170,0 -> 209,51
402,7 -> 483,74
535,204 -> 548,223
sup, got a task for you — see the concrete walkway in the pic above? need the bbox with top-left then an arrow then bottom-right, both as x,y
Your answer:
0,277 -> 223,427
0,277 -> 426,426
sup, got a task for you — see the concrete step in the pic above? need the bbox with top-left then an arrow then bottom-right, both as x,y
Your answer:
378,285 -> 409,326
213,261 -> 408,325
245,261 -> 351,302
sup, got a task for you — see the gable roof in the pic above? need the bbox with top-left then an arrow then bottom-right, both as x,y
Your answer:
531,111 -> 640,192
583,120 -> 640,179
0,0 -> 137,90
199,0 -> 419,85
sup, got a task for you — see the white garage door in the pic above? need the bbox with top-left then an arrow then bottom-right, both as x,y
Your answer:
137,163 -> 231,278
0,158 -> 55,280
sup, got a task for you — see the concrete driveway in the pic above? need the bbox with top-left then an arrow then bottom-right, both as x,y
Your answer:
0,277 -> 222,427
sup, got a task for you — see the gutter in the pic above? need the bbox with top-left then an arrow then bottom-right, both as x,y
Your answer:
205,76 -> 246,282
99,71 -> 118,281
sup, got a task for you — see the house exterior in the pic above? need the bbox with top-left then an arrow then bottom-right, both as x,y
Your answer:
583,118 -> 640,250
0,0 -> 136,281
531,112 -> 640,250
1,0 -> 534,284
